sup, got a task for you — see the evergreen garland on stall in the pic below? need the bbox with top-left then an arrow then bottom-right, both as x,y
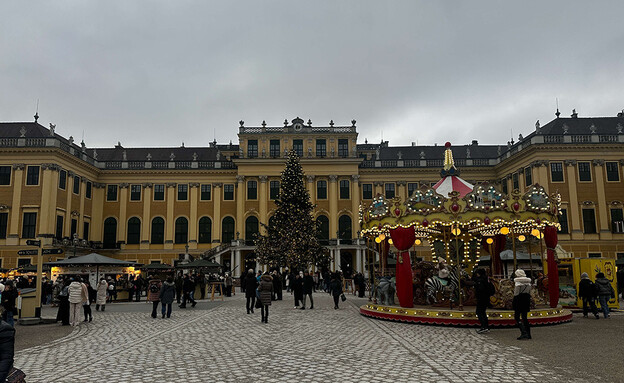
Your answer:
255,150 -> 329,270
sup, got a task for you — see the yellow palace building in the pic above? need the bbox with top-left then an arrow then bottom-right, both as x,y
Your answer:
0,113 -> 623,276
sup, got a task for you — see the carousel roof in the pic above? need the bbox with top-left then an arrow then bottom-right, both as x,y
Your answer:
46,253 -> 137,266
432,176 -> 473,198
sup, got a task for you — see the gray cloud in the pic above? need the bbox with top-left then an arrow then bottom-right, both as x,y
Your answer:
1,1 -> 623,148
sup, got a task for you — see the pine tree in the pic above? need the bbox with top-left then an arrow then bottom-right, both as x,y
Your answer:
255,151 -> 329,270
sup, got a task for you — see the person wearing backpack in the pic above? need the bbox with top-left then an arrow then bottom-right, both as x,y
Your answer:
595,272 -> 615,319
513,269 -> 532,340
148,279 -> 162,318
472,268 -> 494,334
577,272 -> 599,319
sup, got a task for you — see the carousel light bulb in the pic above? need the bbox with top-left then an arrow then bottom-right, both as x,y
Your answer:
388,238 -> 393,245
531,228 -> 540,237
500,226 -> 510,235
375,237 -> 382,243
452,227 -> 461,236
379,233 -> 386,241
518,235 -> 526,242
486,238 -> 494,245
415,239 -> 422,246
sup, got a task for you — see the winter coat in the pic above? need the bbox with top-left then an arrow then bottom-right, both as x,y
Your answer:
292,276 -> 304,299
68,282 -> 84,304
595,277 -> 615,297
159,281 -> 176,304
512,277 -> 532,313
224,276 -> 233,287
330,278 -> 343,297
302,275 -> 314,294
182,277 -> 195,293
244,274 -> 259,298
1,289 -> 17,315
578,278 -> 596,299
0,320 -> 15,383
257,275 -> 274,306
473,275 -> 493,305
271,274 -> 281,291
148,280 -> 162,302
96,280 -> 108,305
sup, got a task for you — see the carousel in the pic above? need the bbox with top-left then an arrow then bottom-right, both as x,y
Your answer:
359,142 -> 573,326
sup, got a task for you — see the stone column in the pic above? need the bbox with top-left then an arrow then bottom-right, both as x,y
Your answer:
351,175 -> 361,238
78,178 -> 86,237
165,183 -> 176,249
307,175 -> 315,204
593,160 -> 611,239
259,176 -> 268,234
91,183 -> 105,242
236,176 -> 245,237
189,183 -> 199,249
397,180 -> 407,200
7,164 -> 24,245
64,171 -> 74,237
564,160 -> 582,239
38,164 -> 59,238
118,183 -> 129,245
328,175 -> 338,238
213,183 -> 222,242
234,249 -> 242,277
356,247 -> 362,273
534,161 -> 549,194
373,181 -> 383,197
141,183 -> 152,249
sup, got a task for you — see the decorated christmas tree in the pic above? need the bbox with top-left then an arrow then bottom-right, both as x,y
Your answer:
255,151 -> 329,270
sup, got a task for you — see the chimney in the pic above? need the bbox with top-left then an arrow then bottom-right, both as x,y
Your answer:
471,140 -> 478,146
571,109 -> 578,118
411,142 -> 416,146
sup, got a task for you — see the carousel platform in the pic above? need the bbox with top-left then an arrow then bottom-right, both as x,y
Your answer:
360,303 -> 573,327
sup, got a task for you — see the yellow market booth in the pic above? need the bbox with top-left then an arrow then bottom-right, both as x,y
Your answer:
554,257 -> 619,309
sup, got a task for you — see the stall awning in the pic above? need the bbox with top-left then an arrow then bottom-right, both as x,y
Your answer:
46,253 -> 137,266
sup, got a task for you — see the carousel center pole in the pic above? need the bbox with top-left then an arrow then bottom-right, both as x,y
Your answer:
454,225 -> 463,311
511,226 -> 517,271
527,236 -> 534,280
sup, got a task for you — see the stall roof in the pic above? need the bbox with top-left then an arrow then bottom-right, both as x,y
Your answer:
46,253 -> 137,266
16,264 -> 51,272
140,263 -> 174,270
175,259 -> 222,269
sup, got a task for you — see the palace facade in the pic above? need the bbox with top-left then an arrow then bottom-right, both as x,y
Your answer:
1,113 -> 623,276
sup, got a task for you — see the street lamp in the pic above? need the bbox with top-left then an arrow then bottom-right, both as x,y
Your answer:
63,233 -> 88,258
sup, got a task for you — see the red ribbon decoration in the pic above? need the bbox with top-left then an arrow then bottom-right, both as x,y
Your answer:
544,225 -> 559,308
389,226 -> 415,308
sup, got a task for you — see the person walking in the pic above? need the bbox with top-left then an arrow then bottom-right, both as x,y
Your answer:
174,274 -> 183,304
258,273 -> 274,323
82,280 -> 93,322
68,278 -> 84,327
224,273 -> 233,297
301,271 -> 314,310
51,277 -> 62,307
96,278 -> 108,311
271,271 -> 282,301
473,268 -> 494,333
148,279 -> 162,318
179,274 -> 197,308
244,269 -> 259,314
595,272 -> 615,319
198,273 -> 207,300
0,282 -> 17,327
0,319 -> 16,382
159,277 -> 175,318
577,272 -> 599,319
292,272 -> 304,309
330,273 -> 343,309
513,269 -> 532,340
56,279 -> 70,326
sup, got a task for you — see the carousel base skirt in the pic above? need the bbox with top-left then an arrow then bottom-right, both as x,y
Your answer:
360,304 -> 573,327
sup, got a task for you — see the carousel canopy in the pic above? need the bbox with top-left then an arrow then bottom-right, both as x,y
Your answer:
433,176 -> 474,198
175,259 -> 221,270
46,253 -> 137,266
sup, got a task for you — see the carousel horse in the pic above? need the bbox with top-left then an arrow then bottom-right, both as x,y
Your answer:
424,266 -> 468,304
376,277 -> 396,305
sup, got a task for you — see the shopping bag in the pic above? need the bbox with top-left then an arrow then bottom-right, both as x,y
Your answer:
340,293 -> 346,302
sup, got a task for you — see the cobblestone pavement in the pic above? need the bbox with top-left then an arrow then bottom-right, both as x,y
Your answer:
15,294 -> 595,382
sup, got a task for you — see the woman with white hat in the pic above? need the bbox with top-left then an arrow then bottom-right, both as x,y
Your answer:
512,269 -> 532,340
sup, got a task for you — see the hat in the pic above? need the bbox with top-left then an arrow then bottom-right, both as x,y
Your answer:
514,269 -> 526,278
248,269 -> 253,273
580,272 -> 589,280
596,272 -> 605,279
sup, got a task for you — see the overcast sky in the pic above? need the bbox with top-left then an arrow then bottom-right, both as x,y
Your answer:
2,1 -> 624,148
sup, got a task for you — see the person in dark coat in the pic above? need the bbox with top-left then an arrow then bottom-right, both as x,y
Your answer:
258,274 -> 274,323
301,271 -> 314,309
354,273 -> 366,298
292,272 -> 304,308
159,277 -> 176,318
179,274 -> 197,308
55,279 -> 71,326
0,320 -> 15,382
329,273 -> 343,309
271,271 -> 282,301
595,272 -> 615,319
1,282 -> 18,327
472,268 -> 494,333
174,274 -> 184,304
244,269 -> 259,314
577,272 -> 599,319
513,269 -> 532,340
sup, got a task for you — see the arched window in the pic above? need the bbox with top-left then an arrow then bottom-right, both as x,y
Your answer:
222,216 -> 235,244
198,217 -> 212,244
338,215 -> 352,241
245,216 -> 259,244
103,217 -> 117,248
127,217 -> 141,245
151,217 -> 164,244
317,215 -> 329,245
175,217 -> 188,244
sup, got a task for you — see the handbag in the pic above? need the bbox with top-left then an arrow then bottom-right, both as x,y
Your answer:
7,367 -> 26,383
340,293 -> 346,302
255,298 -> 263,308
